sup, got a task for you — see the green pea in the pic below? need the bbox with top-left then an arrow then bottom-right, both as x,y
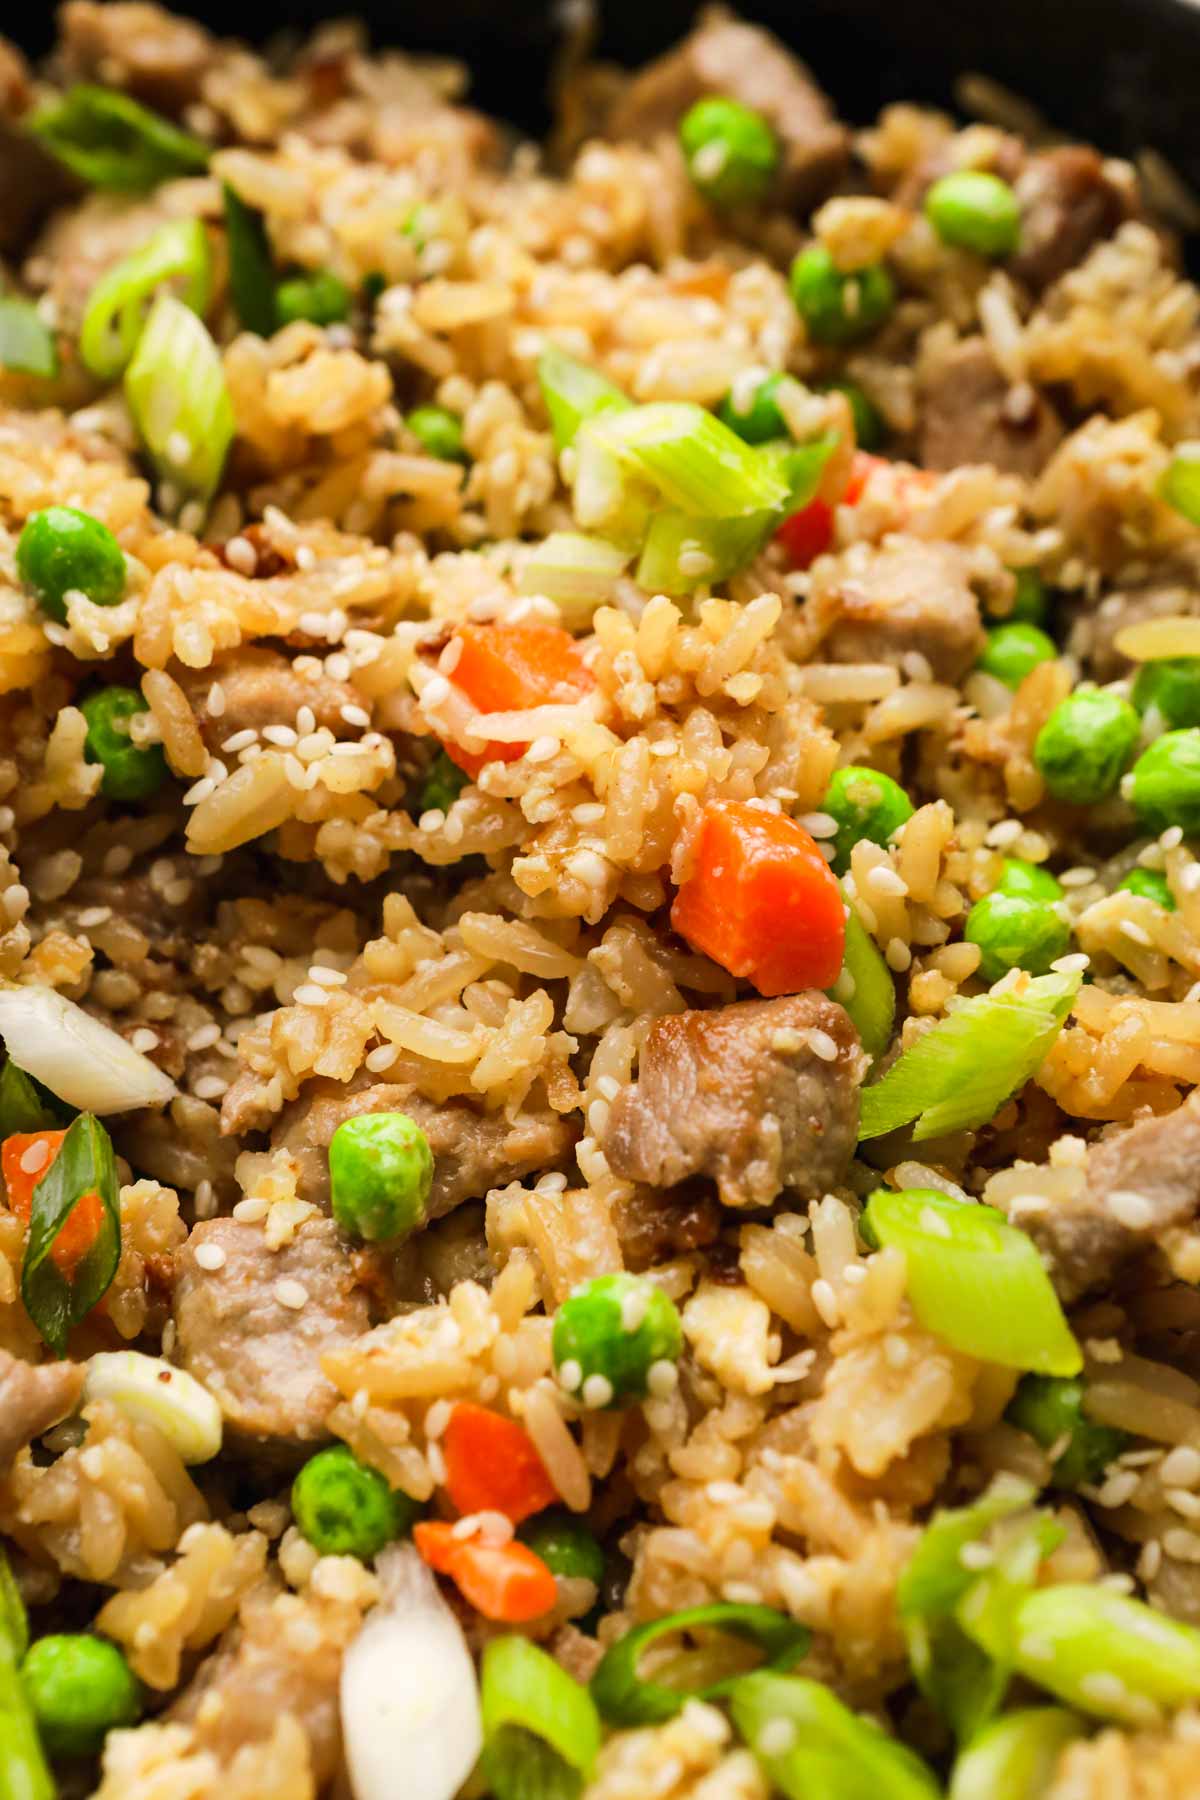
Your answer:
1009,567 -> 1050,627
552,1272 -> 682,1410
80,686 -> 167,802
816,379 -> 885,451
1160,446 -> 1200,526
678,97 -> 780,209
292,1444 -> 414,1559
1129,728 -> 1200,835
995,858 -> 1063,902
924,170 -> 1021,257
519,1510 -> 606,1586
822,765 -> 914,875
964,890 -> 1071,983
717,372 -> 789,446
1131,657 -> 1200,731
1118,867 -> 1176,910
328,1111 -> 433,1243
977,621 -> 1058,690
22,1634 -> 140,1757
407,404 -> 468,464
1006,1374 -> 1129,1489
16,506 -> 126,624
275,269 -> 351,327
418,748 -> 468,815
789,245 -> 895,347
1033,689 -> 1141,806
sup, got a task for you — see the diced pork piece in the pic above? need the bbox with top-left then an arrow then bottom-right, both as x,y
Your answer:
824,538 -> 986,683
176,647 -> 365,752
172,1216 -> 369,1450
271,1078 -> 577,1217
1009,146 -> 1131,292
918,337 -> 1064,479
603,993 -> 866,1208
603,10 -> 848,210
1014,1094 -> 1200,1303
58,2 -> 216,112
1082,551 -> 1200,681
0,1350 -> 84,1474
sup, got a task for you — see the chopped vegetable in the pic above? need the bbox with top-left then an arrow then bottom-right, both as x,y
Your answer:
0,1546 -> 27,1661
1033,689 -> 1141,805
948,1707 -> 1086,1800
857,968 -> 1080,1141
822,764 -> 914,875
1011,1585 -> 1200,1723
328,1111 -> 433,1243
0,984 -> 175,1115
340,1543 -> 482,1800
293,1444 -> 415,1559
28,85 -> 210,190
17,1113 -> 121,1357
222,183 -> 277,336
517,531 -> 629,622
789,244 -> 895,345
83,1351 -> 221,1463
588,402 -> 791,518
414,1521 -> 558,1622
862,1188 -> 1081,1375
678,96 -> 779,208
591,1603 -> 810,1726
1006,1374 -> 1130,1488
16,506 -> 126,624
718,371 -> 790,444
1118,867 -> 1176,909
418,749 -> 469,815
125,293 -> 234,509
671,798 -> 846,994
407,404 -> 468,463
1160,444 -> 1200,526
964,890 -> 1071,983
1010,567 -> 1050,626
440,621 -> 594,777
276,268 -> 351,327
635,507 -> 775,595
731,1671 -> 941,1800
0,1061 -> 68,1141
1131,656 -> 1200,730
977,622 -> 1058,690
443,1403 -> 557,1524
830,903 -> 895,1059
1129,728 -> 1200,834
518,1513 -> 605,1586
0,1548 -> 52,1800
0,298 -> 58,380
538,346 -> 631,452
3,1129 -> 102,1278
552,1272 -> 683,1410
21,1634 -> 140,1757
80,216 -> 211,381
925,171 -> 1022,257
81,687 -> 168,802
481,1635 -> 601,1800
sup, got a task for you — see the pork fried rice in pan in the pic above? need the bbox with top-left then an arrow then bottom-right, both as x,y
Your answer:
1,4 -> 1200,1795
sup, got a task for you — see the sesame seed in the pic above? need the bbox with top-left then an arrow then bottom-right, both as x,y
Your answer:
1097,1470 -> 1140,1508
885,937 -> 912,972
183,775 -> 215,806
75,905 -> 112,927
1050,952 -> 1090,973
187,1024 -> 222,1051
130,1028 -> 159,1055
1059,866 -> 1097,888
581,1373 -> 614,1409
233,1197 -> 269,1223
221,728 -> 258,753
1120,919 -> 1154,947
340,704 -> 371,728
620,1285 -> 650,1333
1161,825 -> 1184,849
867,864 -> 908,898
1107,1189 -> 1154,1229
223,535 -> 257,575
193,1075 -> 228,1101
295,705 -> 316,736
262,724 -> 298,747
274,1279 -> 309,1311
19,1140 -> 50,1175
292,984 -> 331,1008
194,1243 -> 227,1272
307,965 -> 348,987
810,1278 -> 840,1328
557,1359 -> 583,1393
207,682 -> 226,717
807,1028 -> 839,1063
798,811 -> 839,839
647,1359 -> 678,1397
986,819 -> 1024,848
422,675 -> 451,708
364,1043 -> 399,1073
1162,1447 -> 1200,1488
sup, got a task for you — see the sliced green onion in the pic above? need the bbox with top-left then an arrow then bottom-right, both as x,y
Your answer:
589,403 -> 792,518
28,85 -> 209,192
957,1512 -> 1066,1669
481,1636 -> 601,1800
125,293 -> 234,511
517,532 -> 630,623
767,436 -> 838,512
0,1546 -> 28,1660
538,346 -> 632,452
20,1111 -> 120,1358
635,508 -> 774,594
1011,1586 -> 1200,1723
222,183 -> 278,337
731,1671 -> 941,1800
830,905 -> 895,1059
1160,444 -> 1200,527
571,423 -> 654,549
83,1351 -> 221,1463
863,1188 -> 1081,1376
0,298 -> 57,380
0,1059 -> 71,1139
899,1477 -> 1036,1622
591,1603 -> 810,1727
80,217 -> 211,381
0,1551 -> 52,1800
949,1708 -> 1085,1800
858,968 -> 1080,1142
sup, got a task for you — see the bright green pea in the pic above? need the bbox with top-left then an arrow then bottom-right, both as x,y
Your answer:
275,269 -> 351,326
789,245 -> 895,346
553,1272 -> 682,1409
1007,1374 -> 1131,1490
822,765 -> 914,875
816,378 -> 885,451
924,170 -> 1021,257
80,686 -> 167,802
16,506 -> 126,624
292,1444 -> 414,1559
1129,728 -> 1200,834
407,404 -> 468,464
418,748 -> 468,814
22,1634 -> 140,1757
1033,689 -> 1141,805
1010,566 -> 1050,627
678,97 -> 780,209
964,890 -> 1071,983
1160,446 -> 1200,525
717,372 -> 788,446
1131,657 -> 1200,730
328,1111 -> 433,1243
977,621 -> 1058,690
995,857 -> 1063,902
519,1510 -> 606,1586
1119,867 -> 1176,910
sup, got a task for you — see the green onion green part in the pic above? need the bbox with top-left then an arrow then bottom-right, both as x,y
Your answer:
1006,1374 -> 1131,1488
222,183 -> 278,337
830,904 -> 895,1060
482,1635 -> 601,1800
20,1111 -> 120,1358
517,532 -> 629,622
948,1707 -> 1086,1800
125,293 -> 234,510
0,1059 -> 72,1140
591,1603 -> 811,1726
0,1548 -> 52,1800
731,1671 -> 941,1800
28,85 -> 210,191
588,403 -> 791,518
0,298 -> 57,380
538,346 -> 632,453
1160,445 -> 1200,526
1011,1585 -> 1200,1723
80,216 -> 211,381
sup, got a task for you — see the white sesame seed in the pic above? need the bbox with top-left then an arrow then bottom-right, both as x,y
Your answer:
418,809 -> 446,833
183,775 -> 216,806
19,1140 -> 50,1175
187,1024 -> 222,1051
292,984 -> 331,1008
647,1359 -> 678,1397
130,1028 -> 159,1055
422,675 -> 451,708
1162,1447 -> 1200,1488
1120,919 -> 1154,948
166,429 -> 193,468
262,724 -> 298,748
1080,1671 -> 1129,1706
807,1028 -> 839,1063
798,811 -> 839,839
295,705 -> 316,736
986,819 -> 1024,848
274,1279 -> 309,1311
193,1075 -> 228,1101
557,1359 -> 583,1393
75,905 -> 112,928
1059,866 -> 1097,888
194,1243 -> 227,1272
620,1285 -> 650,1333
221,728 -> 259,753
307,965 -> 348,987
340,704 -> 371,728
867,864 -> 909,898
1097,1470 -> 1140,1508
1160,826 -> 1184,849
810,1278 -> 840,1328
525,735 -> 560,764
581,1373 -> 614,1409
1050,952 -> 1090,973
885,937 -> 912,972
207,682 -> 226,718
1106,1189 -> 1154,1230
364,1043 -> 399,1073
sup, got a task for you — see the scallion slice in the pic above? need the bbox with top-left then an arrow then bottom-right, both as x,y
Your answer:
591,1602 -> 810,1727
766,435 -> 838,511
948,1708 -> 1085,1800
222,183 -> 279,337
1011,1585 -> 1200,1723
571,423 -> 654,549
80,216 -> 211,380
28,85 -> 210,192
635,507 -> 774,594
481,1636 -> 601,1800
0,1548 -> 52,1800
858,969 -> 1080,1142
538,346 -> 631,452
590,403 -> 791,518
829,904 -> 894,1059
863,1188 -> 1081,1376
517,532 -> 629,623
0,298 -> 58,379
0,1058 -> 71,1139
125,293 -> 234,511
0,1545 -> 28,1660
20,1111 -> 120,1358
731,1671 -> 941,1800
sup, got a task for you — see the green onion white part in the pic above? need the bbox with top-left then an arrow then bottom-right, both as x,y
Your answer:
84,1351 -> 222,1463
0,984 -> 175,1114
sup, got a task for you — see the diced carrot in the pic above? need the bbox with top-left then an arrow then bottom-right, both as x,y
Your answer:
414,1520 -> 558,1622
776,452 -> 938,571
442,1402 -> 557,1524
774,496 -> 834,570
671,798 -> 846,995
441,621 -> 595,777
2,1130 -> 104,1276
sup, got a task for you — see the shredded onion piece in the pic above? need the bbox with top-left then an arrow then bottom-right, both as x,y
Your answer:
0,984 -> 176,1114
1112,615 -> 1200,661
